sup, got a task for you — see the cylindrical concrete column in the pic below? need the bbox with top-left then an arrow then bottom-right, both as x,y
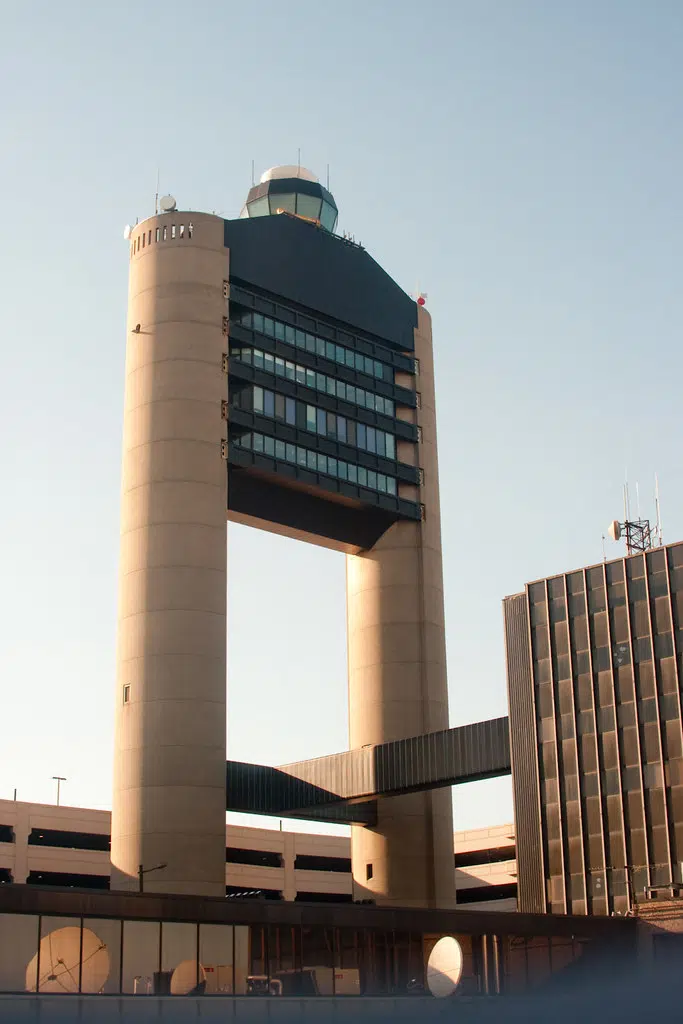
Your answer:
111,212 -> 228,896
347,306 -> 455,908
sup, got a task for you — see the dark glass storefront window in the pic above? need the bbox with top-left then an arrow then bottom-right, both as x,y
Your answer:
660,693 -> 680,721
606,563 -> 624,585
571,615 -> 589,651
630,599 -> 649,636
626,556 -> 645,580
618,702 -> 636,727
654,633 -> 674,659
649,574 -> 669,599
594,647 -> 611,672
634,637 -> 652,663
550,599 -> 566,622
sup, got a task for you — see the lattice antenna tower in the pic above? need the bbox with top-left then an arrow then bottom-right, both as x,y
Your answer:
607,478 -> 663,555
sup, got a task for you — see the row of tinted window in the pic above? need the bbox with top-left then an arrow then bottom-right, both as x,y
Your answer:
235,310 -> 394,383
294,891 -> 354,903
456,883 -> 518,905
27,871 -> 109,889
294,855 -> 352,873
248,386 -> 397,460
454,846 -> 516,868
231,283 -> 415,374
232,347 -> 395,417
235,432 -> 397,497
28,829 -> 110,852
226,847 -> 282,868
243,192 -> 337,233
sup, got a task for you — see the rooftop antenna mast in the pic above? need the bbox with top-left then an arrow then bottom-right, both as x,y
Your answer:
326,163 -> 330,190
608,477 -> 659,556
655,474 -> 663,546
297,148 -> 301,173
251,159 -> 255,187
154,168 -> 160,215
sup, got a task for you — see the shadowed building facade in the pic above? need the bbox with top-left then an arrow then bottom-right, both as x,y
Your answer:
505,541 -> 683,916
112,167 -> 455,907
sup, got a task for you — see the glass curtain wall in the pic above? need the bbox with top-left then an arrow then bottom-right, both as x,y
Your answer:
0,913 -> 603,997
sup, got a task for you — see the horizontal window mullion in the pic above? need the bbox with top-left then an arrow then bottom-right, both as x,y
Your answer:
228,283 -> 415,371
227,410 -> 419,484
234,385 -> 405,462
228,337 -> 415,413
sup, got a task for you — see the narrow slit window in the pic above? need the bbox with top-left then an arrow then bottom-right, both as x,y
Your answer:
171,225 -> 176,239
123,685 -> 131,705
366,863 -> 373,881
179,224 -> 185,238
162,226 -> 167,241
155,227 -> 160,242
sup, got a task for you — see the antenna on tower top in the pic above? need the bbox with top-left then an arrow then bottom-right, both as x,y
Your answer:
155,168 -> 160,215
608,477 -> 662,556
251,159 -> 255,186
655,474 -> 663,546
326,163 -> 330,190
297,148 -> 301,173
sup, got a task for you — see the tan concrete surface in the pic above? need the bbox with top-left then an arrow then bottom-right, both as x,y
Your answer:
347,306 -> 456,908
0,799 -> 515,908
111,212 -> 228,896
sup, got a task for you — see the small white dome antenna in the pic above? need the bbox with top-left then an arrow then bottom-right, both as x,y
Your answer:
123,224 -> 132,240
159,194 -> 177,213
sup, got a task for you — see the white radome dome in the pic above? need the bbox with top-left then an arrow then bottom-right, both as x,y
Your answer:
260,165 -> 319,184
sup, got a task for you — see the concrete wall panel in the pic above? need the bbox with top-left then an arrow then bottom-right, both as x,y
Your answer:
347,307 -> 455,909
112,213 -> 229,897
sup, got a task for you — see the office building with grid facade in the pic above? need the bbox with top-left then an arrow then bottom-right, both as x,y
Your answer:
505,541 -> 683,916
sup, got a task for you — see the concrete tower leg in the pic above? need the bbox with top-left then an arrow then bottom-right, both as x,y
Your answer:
347,307 -> 455,908
111,213 -> 229,896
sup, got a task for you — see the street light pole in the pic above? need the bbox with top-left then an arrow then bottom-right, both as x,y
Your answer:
52,777 -> 66,807
138,863 -> 167,893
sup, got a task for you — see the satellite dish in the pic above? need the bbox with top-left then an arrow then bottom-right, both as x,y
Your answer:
26,926 -> 110,994
427,936 -> 463,998
170,959 -> 207,995
123,224 -> 132,240
159,194 -> 177,213
608,520 -> 622,541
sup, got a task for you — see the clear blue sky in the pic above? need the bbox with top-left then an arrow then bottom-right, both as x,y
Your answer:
1,1 -> 682,835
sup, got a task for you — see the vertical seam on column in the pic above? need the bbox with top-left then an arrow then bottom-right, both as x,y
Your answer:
416,326 -> 436,908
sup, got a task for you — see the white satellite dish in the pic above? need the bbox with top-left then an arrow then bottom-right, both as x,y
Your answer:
159,194 -> 177,213
170,959 -> 207,995
608,520 -> 622,541
26,926 -> 110,994
123,224 -> 132,240
427,936 -> 463,998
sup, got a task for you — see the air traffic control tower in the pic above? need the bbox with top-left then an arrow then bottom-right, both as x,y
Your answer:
112,166 -> 455,909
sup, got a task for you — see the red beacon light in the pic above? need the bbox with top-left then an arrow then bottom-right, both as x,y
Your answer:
417,293 -> 427,306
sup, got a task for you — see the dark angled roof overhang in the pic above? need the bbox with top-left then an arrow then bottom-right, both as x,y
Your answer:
224,214 -> 418,353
